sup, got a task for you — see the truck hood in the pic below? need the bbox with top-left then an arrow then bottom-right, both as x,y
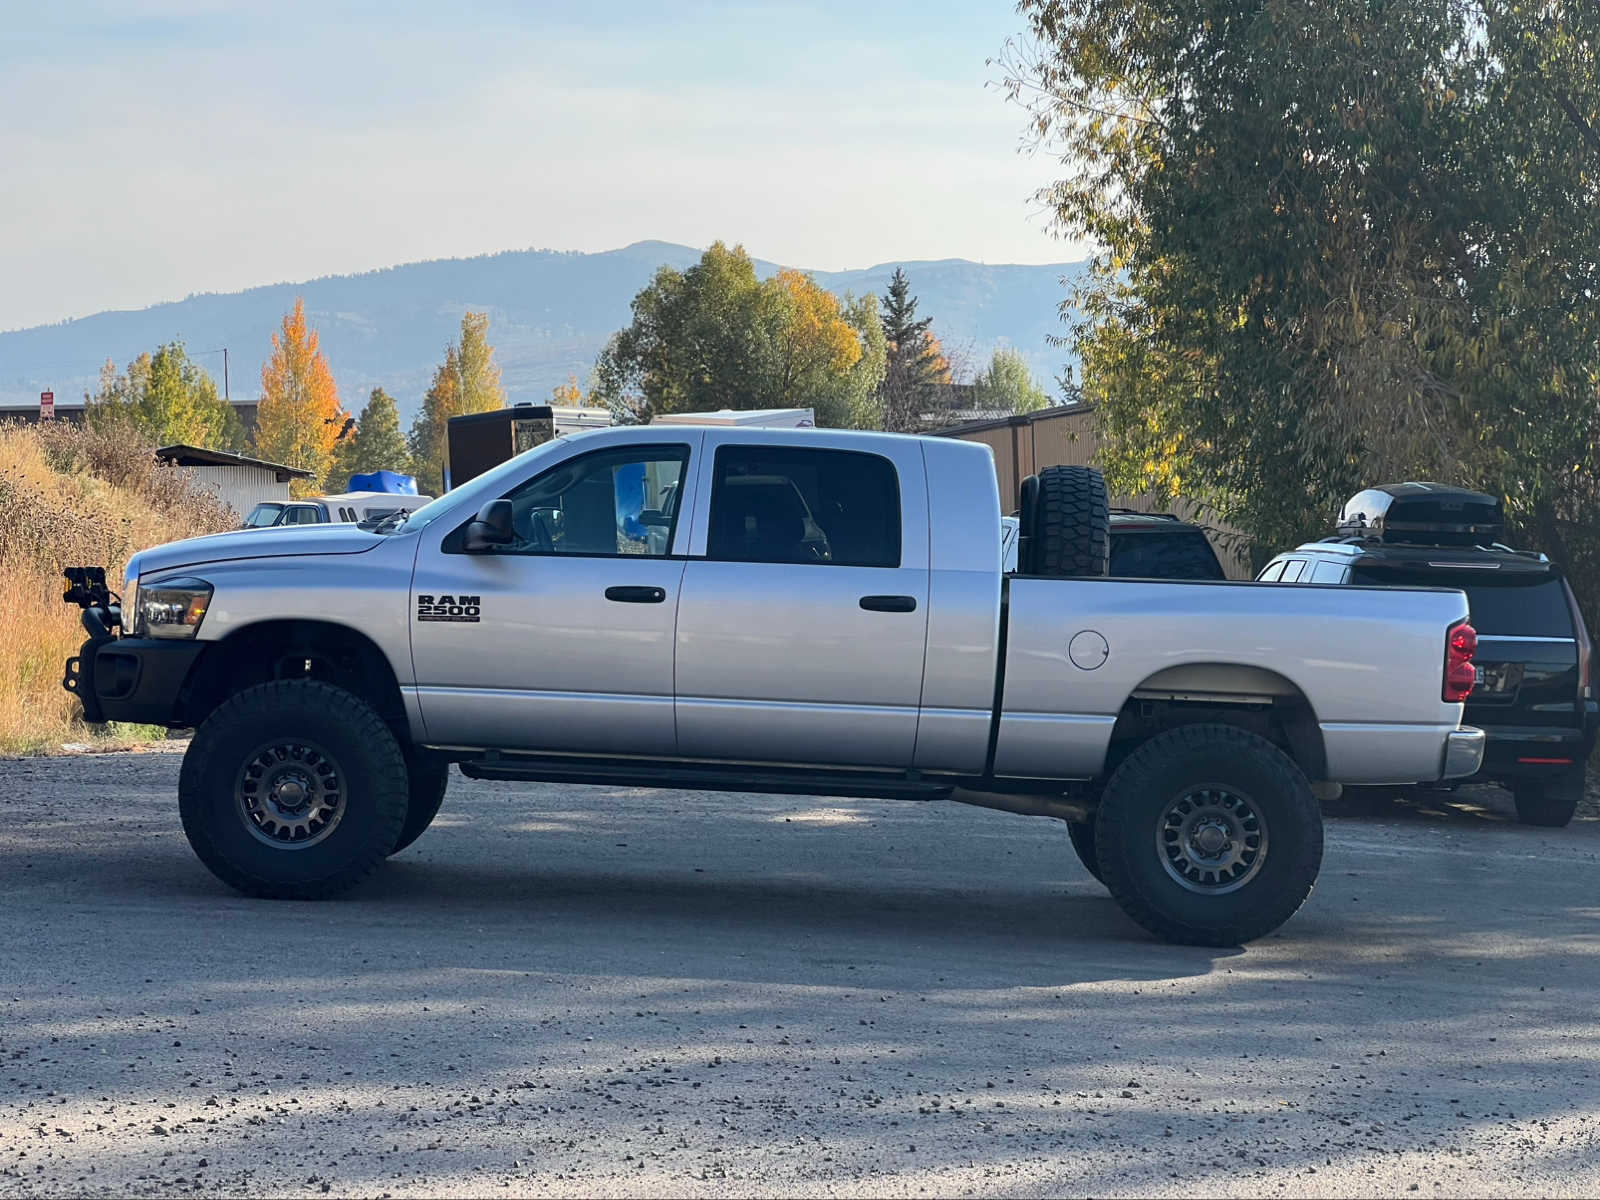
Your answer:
128,524 -> 384,580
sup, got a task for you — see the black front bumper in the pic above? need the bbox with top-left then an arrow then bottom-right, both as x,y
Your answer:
63,616 -> 204,726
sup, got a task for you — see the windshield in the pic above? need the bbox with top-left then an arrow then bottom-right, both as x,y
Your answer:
394,434 -> 574,534
243,503 -> 284,527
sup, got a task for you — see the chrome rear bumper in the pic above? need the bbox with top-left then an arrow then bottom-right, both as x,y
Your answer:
1442,726 -> 1487,780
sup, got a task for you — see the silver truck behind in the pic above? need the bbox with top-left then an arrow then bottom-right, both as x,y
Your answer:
62,426 -> 1485,945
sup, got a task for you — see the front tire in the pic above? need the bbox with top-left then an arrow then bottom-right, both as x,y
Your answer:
1095,724 -> 1324,946
179,680 -> 409,899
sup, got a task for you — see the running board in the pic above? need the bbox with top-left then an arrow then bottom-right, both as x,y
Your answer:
458,755 -> 955,802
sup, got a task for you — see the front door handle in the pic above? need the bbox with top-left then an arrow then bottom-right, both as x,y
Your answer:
859,594 -> 917,613
605,585 -> 667,604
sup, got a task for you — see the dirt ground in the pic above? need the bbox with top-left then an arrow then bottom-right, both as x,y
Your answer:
2,749 -> 1598,1198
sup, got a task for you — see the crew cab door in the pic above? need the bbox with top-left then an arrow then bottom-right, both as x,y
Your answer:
673,433 -> 931,767
409,433 -> 701,755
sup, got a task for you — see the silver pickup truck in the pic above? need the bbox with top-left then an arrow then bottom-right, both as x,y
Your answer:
62,426 -> 1485,945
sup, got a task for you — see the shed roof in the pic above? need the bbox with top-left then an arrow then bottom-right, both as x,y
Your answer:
154,444 -> 314,481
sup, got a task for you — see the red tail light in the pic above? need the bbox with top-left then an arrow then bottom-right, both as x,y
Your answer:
1444,621 -> 1477,703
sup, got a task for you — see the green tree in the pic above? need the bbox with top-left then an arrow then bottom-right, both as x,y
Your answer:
324,387 -> 410,490
1005,0 -> 1600,610
407,312 -> 507,494
973,347 -> 1051,415
590,242 -> 882,427
877,268 -> 944,432
84,342 -> 241,449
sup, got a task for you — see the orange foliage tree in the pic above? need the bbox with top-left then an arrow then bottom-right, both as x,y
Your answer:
252,298 -> 345,494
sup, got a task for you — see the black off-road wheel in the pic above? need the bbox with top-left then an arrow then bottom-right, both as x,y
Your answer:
390,755 -> 449,855
1028,465 -> 1109,577
179,680 -> 409,899
1067,818 -> 1105,885
1094,724 -> 1324,946
1512,774 -> 1582,828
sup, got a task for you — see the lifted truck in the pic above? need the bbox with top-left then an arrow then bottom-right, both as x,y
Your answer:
62,427 -> 1485,945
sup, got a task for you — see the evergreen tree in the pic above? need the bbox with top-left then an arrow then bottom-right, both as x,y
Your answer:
322,389 -> 409,490
877,268 -> 943,432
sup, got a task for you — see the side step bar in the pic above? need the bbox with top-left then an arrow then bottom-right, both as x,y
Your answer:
455,753 -> 1094,820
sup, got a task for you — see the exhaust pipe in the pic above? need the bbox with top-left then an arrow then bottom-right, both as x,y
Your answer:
948,788 -> 1093,823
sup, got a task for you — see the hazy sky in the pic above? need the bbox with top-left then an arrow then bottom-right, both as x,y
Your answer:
0,0 -> 1081,332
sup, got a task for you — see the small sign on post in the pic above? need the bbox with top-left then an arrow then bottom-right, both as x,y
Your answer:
39,390 -> 54,421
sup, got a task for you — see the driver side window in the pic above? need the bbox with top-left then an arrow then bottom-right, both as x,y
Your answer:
493,444 -> 690,557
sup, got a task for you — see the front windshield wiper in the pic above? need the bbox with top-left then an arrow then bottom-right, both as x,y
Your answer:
358,511 -> 411,533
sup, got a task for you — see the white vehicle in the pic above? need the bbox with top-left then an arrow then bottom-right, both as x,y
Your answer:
64,427 -> 1484,945
242,492 -> 434,529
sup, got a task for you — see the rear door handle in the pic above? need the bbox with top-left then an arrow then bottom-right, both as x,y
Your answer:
605,586 -> 666,604
859,594 -> 917,613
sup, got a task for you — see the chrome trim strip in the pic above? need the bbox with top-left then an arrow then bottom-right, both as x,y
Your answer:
1475,634 -> 1576,644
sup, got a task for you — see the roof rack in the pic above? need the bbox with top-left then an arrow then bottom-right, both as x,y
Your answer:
1110,508 -> 1182,521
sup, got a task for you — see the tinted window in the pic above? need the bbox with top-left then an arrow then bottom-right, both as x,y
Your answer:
1310,560 -> 1346,583
1351,567 -> 1573,637
492,444 -> 689,557
1108,530 -> 1225,580
708,446 -> 899,567
284,506 -> 323,525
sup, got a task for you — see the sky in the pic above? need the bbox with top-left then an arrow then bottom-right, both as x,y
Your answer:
0,0 -> 1083,333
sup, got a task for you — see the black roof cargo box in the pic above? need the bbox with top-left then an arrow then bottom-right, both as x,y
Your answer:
1337,482 -> 1504,546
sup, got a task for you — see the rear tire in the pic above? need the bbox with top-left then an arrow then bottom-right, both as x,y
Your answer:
1094,724 -> 1324,945
390,756 -> 449,855
1067,818 -> 1105,884
179,680 -> 409,899
1512,774 -> 1582,828
1027,465 -> 1109,577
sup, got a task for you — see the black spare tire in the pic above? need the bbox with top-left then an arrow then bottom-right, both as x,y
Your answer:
1021,465 -> 1109,577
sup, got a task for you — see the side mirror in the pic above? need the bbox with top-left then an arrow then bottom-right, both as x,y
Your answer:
463,499 -> 514,552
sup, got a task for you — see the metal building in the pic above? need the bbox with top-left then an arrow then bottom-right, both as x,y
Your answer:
154,445 -> 313,521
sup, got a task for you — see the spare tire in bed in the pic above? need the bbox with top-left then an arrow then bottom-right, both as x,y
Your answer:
1021,464 -> 1110,577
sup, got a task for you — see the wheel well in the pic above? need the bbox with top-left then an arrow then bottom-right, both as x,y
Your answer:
179,620 -> 407,737
1108,664 -> 1327,781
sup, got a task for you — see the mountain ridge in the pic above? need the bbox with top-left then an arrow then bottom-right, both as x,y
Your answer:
0,241 -> 1086,421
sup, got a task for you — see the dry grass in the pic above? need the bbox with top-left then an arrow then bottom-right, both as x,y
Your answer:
0,422 -> 233,754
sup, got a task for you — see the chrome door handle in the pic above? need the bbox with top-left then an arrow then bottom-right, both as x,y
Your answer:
859,594 -> 917,613
605,586 -> 666,604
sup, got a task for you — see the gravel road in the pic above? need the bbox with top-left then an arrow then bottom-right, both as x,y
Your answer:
1,748 -> 1598,1198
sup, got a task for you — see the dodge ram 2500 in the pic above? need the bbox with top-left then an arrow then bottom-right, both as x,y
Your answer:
62,426 -> 1485,945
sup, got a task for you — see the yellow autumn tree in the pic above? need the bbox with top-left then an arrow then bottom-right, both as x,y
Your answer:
252,298 -> 345,495
552,375 -> 583,405
406,311 -> 507,494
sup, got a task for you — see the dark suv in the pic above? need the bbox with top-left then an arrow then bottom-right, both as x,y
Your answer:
1259,483 -> 1596,826
1108,511 -> 1228,580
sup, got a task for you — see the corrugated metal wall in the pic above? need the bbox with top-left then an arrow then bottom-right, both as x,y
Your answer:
182,465 -> 290,520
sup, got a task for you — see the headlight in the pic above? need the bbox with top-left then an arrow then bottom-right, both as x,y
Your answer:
136,577 -> 213,639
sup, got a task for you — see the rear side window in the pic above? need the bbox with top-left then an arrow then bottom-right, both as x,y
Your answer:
1108,530 -> 1226,580
708,445 -> 900,567
1351,567 -> 1574,637
1310,560 -> 1346,583
1279,559 -> 1307,582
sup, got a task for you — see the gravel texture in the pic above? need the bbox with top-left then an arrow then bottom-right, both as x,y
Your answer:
1,749 -> 1598,1198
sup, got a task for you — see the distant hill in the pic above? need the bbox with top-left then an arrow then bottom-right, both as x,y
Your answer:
0,241 -> 1086,421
